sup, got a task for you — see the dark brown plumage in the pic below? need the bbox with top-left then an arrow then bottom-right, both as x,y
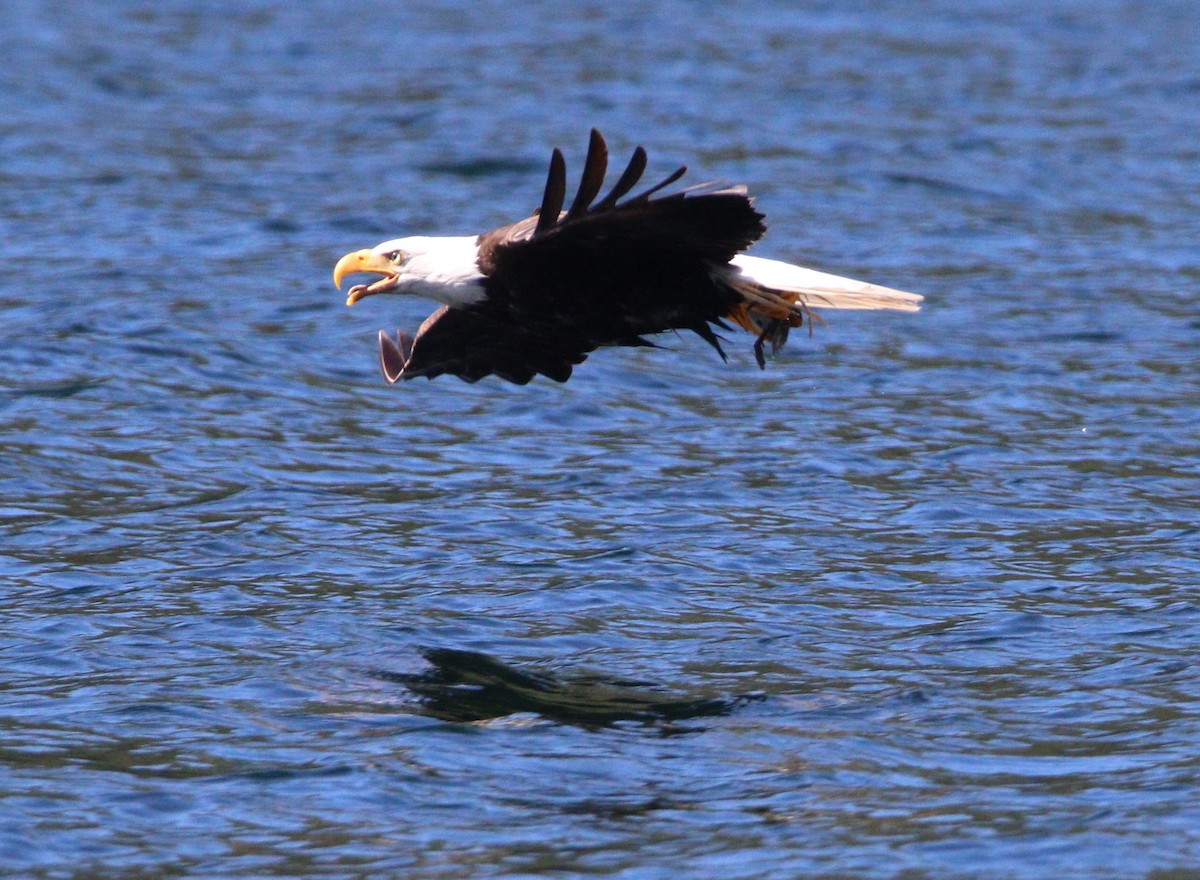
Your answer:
392,130 -> 762,383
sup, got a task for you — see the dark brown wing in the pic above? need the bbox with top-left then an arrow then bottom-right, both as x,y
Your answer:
377,304 -> 587,385
479,129 -> 765,272
387,131 -> 766,385
469,130 -> 765,365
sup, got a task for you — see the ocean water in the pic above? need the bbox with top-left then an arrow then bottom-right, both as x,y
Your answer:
2,1 -> 1198,877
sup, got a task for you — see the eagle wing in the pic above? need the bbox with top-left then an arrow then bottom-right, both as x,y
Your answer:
388,130 -> 766,384
377,303 -> 586,384
478,128 -> 766,278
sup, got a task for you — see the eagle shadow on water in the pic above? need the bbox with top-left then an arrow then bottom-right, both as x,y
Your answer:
373,648 -> 764,734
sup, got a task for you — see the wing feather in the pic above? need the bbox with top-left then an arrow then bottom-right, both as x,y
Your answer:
565,128 -> 608,220
593,146 -> 647,211
533,149 -> 566,237
626,164 -> 688,203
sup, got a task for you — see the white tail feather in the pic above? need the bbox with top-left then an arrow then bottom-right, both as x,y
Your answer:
726,254 -> 923,312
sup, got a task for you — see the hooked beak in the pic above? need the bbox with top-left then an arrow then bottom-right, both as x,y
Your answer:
333,249 -> 400,305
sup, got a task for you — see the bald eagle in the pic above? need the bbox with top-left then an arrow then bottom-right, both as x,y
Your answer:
333,129 -> 921,385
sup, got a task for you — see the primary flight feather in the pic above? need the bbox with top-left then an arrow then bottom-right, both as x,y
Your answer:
333,129 -> 922,385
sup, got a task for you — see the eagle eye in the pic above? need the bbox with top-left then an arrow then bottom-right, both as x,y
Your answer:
387,250 -> 403,263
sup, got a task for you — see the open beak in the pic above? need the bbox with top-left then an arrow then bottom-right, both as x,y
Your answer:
333,249 -> 400,305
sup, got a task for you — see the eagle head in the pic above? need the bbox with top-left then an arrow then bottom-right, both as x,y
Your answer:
333,240 -> 410,305
333,236 -> 486,307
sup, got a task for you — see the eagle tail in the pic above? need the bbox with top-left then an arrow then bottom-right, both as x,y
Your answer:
719,254 -> 923,368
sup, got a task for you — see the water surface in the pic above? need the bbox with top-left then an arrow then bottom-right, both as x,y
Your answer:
2,1 -> 1198,877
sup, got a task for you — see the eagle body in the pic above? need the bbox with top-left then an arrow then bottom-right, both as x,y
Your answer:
334,130 -> 922,385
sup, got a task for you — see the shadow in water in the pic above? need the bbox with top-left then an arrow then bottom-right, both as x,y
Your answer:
375,648 -> 762,732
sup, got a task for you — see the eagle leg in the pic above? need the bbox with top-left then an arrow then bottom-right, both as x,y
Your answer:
753,330 -> 768,370
752,319 -> 785,370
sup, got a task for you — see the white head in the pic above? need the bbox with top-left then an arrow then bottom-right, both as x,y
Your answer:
333,235 -> 486,307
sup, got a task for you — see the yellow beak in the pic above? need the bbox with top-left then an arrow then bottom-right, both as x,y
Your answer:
333,249 -> 400,304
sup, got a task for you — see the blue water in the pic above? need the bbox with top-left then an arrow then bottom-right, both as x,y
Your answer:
3,1 -> 1199,877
